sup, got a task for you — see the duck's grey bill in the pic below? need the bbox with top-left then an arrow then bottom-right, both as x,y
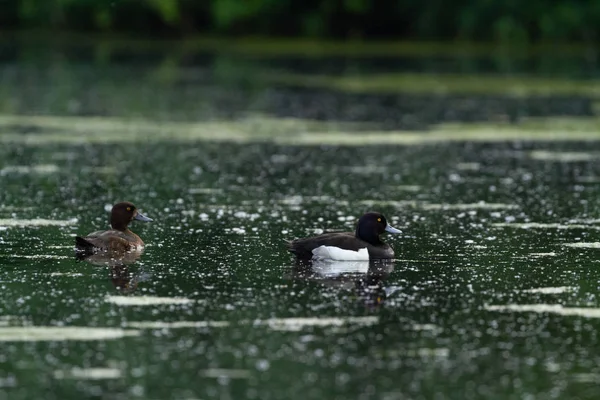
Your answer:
134,212 -> 153,222
385,224 -> 402,234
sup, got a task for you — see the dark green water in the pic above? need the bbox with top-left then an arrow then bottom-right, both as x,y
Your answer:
1,39 -> 600,400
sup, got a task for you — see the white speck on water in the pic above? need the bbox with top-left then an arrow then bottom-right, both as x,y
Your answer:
2,254 -> 70,260
104,204 -> 112,212
255,359 -> 270,371
54,367 -> 122,380
199,369 -> 251,379
577,176 -> 600,183
407,348 -> 450,358
0,327 -> 140,342
105,296 -> 196,306
448,173 -> 462,182
0,375 -> 16,388
494,223 -> 600,230
545,361 -> 561,373
126,317 -> 379,332
420,202 -> 518,211
456,162 -> 480,171
529,252 -> 558,257
485,304 -> 600,318
521,287 -> 575,294
257,316 -> 379,332
0,164 -> 60,175
393,185 -> 421,192
49,272 -> 84,277
412,324 -> 441,332
125,321 -> 230,329
0,218 -> 78,227
572,373 -> 600,383
344,165 -> 388,174
233,211 -> 260,220
563,242 -> 600,249
189,187 -> 223,194
530,150 -> 598,162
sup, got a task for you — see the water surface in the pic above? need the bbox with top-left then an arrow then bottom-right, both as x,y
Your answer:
1,38 -> 600,400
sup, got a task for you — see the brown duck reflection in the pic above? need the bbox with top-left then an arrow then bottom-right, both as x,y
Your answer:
75,248 -> 149,294
287,259 -> 395,308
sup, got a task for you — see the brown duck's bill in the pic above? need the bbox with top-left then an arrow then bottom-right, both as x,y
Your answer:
385,224 -> 402,234
134,212 -> 153,222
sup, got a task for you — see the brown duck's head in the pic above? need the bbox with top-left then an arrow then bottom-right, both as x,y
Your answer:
110,202 -> 152,231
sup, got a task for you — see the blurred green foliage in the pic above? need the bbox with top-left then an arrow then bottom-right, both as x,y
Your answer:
2,0 -> 599,43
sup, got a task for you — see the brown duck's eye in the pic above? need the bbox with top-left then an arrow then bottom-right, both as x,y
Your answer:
126,207 -> 132,211
377,217 -> 382,222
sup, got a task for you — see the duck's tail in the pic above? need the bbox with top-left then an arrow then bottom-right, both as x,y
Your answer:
75,236 -> 96,259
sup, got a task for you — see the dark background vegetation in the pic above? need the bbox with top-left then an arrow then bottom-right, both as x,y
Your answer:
2,0 -> 599,43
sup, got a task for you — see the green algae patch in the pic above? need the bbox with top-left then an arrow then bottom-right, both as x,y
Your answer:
267,72 -> 600,96
1,114 -> 600,146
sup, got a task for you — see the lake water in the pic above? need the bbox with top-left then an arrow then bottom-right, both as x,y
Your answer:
1,37 -> 600,399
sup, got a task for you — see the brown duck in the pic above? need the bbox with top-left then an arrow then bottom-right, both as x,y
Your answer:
75,202 -> 152,255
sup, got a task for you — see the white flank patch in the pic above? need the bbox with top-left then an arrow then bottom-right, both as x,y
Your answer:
0,327 -> 140,342
105,296 -> 195,306
521,286 -> 575,294
563,242 -> 600,249
54,367 -> 122,380
312,246 -> 369,261
199,369 -> 251,379
312,260 -> 370,276
0,218 -> 78,227
258,316 -> 379,332
485,304 -> 600,318
125,321 -> 230,329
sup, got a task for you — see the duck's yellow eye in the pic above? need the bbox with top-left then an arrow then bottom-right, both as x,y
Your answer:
127,207 -> 131,211
377,218 -> 381,222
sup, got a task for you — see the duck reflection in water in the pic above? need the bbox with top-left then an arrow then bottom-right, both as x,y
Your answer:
75,248 -> 151,294
288,258 -> 395,308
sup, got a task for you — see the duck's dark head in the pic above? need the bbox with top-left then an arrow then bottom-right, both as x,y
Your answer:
110,202 -> 152,231
355,212 -> 402,245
